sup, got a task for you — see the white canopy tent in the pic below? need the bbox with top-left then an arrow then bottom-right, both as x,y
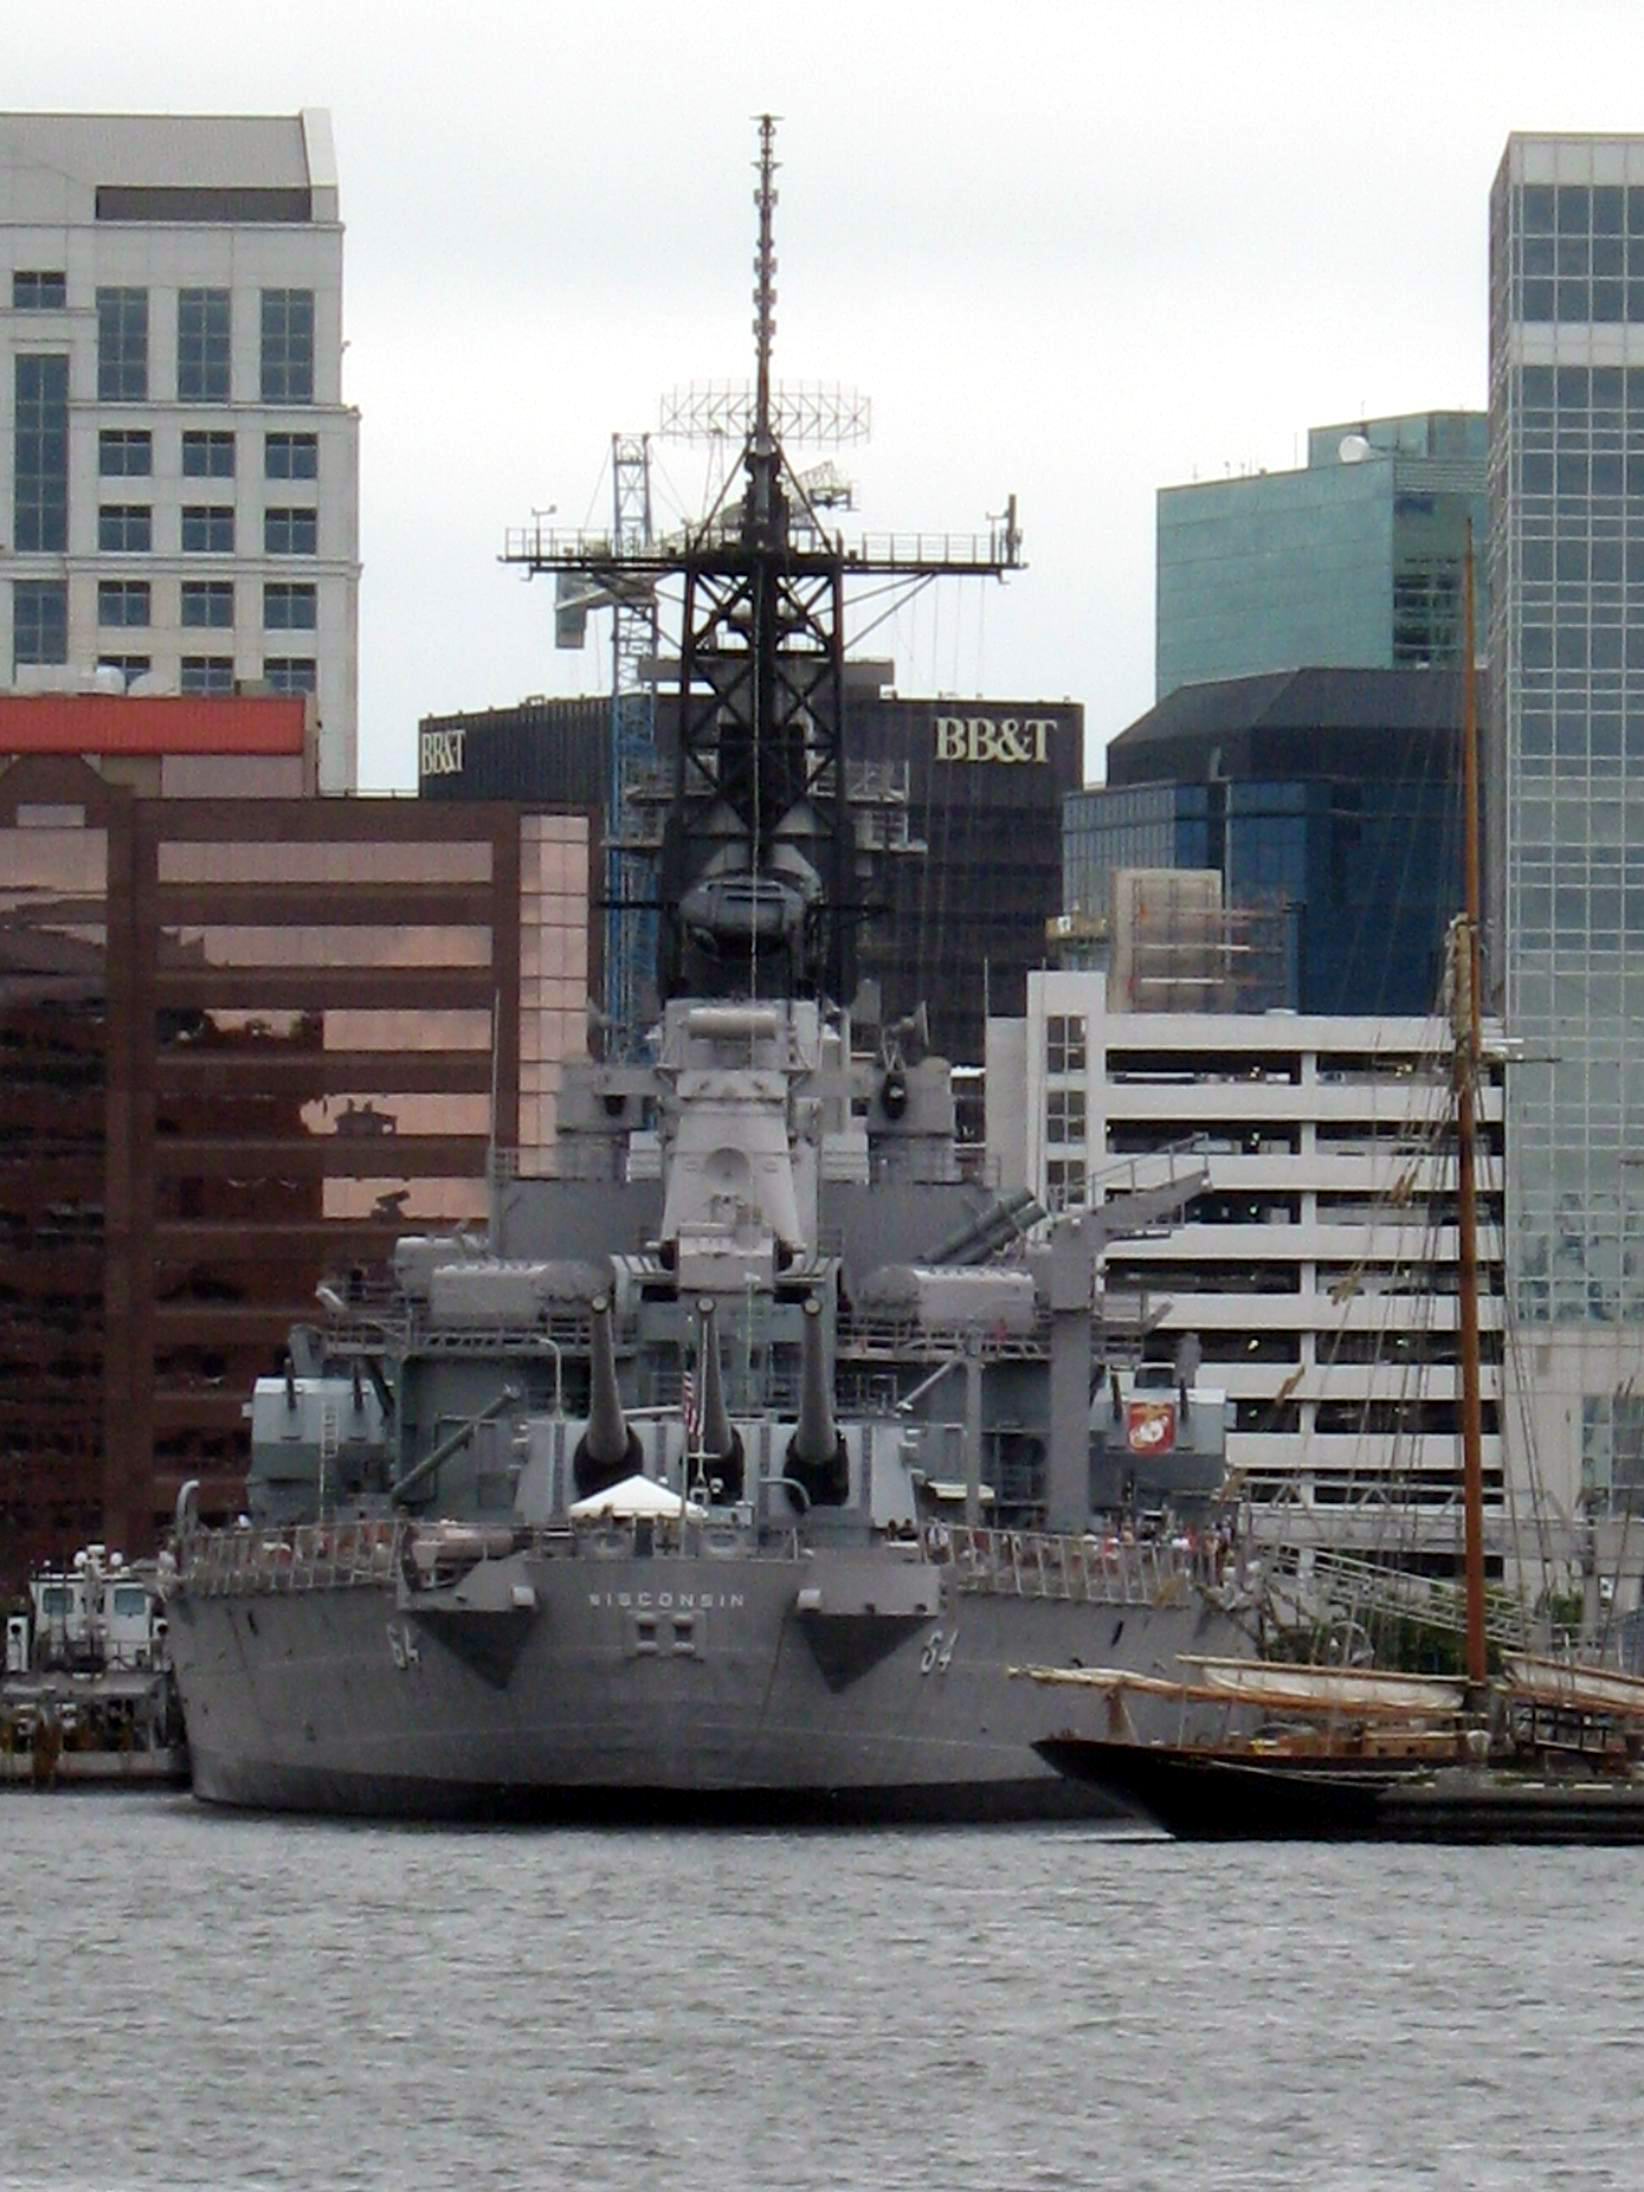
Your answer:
568,1474 -> 707,1522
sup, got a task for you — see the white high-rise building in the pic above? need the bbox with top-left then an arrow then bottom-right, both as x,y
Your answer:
1,111 -> 360,789
990,970 -> 1513,1572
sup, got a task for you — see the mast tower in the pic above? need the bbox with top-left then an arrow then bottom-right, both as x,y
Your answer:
502,116 -> 1023,1017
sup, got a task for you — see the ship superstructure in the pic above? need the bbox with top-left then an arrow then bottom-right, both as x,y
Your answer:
163,123 -> 1252,1820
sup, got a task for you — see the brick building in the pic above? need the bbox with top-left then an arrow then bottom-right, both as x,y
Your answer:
0,694 -> 592,1581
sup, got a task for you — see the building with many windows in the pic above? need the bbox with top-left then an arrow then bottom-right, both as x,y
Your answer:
1,110 -> 360,788
1061,669 -> 1464,1017
1489,134 -> 1644,1525
0,697 -> 592,1584
1156,412 -> 1487,700
988,969 -> 1512,1576
419,680 -> 1085,1065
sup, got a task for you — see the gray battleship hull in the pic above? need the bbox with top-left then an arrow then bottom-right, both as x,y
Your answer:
168,1538 -> 1245,1823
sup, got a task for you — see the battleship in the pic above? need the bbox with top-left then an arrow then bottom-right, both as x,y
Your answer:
162,121 -> 1255,1822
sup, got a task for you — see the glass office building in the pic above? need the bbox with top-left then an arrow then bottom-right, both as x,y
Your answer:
1157,413 -> 1488,699
1488,134 -> 1644,1517
1490,140 -> 1644,1323
1064,669 -> 1462,1016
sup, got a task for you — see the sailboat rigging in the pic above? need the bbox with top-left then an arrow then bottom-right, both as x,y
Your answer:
1024,533 -> 1644,1841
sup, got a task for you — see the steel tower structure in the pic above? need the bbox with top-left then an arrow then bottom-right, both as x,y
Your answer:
503,116 -> 1023,1019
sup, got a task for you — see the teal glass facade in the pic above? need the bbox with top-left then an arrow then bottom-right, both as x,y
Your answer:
1156,413 -> 1488,699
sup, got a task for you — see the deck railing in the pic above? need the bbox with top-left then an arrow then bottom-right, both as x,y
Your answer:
178,1515 -> 1223,1610
175,1514 -> 806,1597
939,1524 -> 1221,1609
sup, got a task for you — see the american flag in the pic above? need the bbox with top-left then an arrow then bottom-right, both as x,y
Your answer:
682,1366 -> 703,1452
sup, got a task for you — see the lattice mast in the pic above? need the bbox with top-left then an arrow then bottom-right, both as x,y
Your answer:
501,115 -> 1023,1014
607,433 -> 658,1031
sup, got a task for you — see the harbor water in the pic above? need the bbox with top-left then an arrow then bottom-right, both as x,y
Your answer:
2,1793 -> 1638,2190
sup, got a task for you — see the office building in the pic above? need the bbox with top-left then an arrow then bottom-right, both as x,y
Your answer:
1,110 -> 360,789
988,969 -> 1508,1571
1156,413 -> 1488,699
419,684 -> 1085,1064
1062,669 -> 1463,1016
0,696 -> 592,1583
1489,133 -> 1644,1521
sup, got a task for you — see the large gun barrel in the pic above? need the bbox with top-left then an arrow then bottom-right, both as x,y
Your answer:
692,1297 -> 745,1501
574,1293 -> 640,1498
696,1298 -> 735,1461
784,1295 -> 848,1507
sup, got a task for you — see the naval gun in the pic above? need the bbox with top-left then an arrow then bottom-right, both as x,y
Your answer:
573,1294 -> 643,1501
689,1296 -> 745,1503
783,1294 -> 850,1511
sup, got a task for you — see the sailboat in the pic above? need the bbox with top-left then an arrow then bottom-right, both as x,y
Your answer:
1025,546 -> 1644,1843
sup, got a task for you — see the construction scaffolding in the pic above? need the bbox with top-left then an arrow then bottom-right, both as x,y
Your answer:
1107,868 -> 1291,1014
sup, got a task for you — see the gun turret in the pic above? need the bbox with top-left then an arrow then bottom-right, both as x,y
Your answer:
784,1295 -> 849,1508
693,1297 -> 745,1502
573,1293 -> 642,1500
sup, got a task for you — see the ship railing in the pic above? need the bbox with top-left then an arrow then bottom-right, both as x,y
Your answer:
178,1513 -> 806,1596
940,1523 -> 1221,1609
180,1520 -> 410,1597
838,1312 -> 1052,1363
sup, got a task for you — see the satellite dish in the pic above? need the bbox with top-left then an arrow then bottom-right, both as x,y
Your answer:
1338,433 -> 1373,464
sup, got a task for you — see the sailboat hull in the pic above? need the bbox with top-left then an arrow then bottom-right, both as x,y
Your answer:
1034,1736 -> 1644,1844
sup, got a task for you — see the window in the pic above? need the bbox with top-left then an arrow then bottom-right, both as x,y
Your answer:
98,580 -> 150,628
260,288 -> 314,402
98,654 -> 151,689
178,288 -> 230,401
1046,1089 -> 1087,1144
263,656 -> 317,694
182,430 -> 235,478
99,505 -> 152,553
180,656 -> 234,695
181,581 -> 235,628
264,582 -> 316,630
97,287 -> 148,400
1047,1013 -> 1087,1075
14,354 -> 68,551
264,507 -> 317,556
181,505 -> 234,553
1045,1158 -> 1087,1212
265,431 -> 318,480
13,271 -> 65,309
99,429 -> 152,477
12,580 -> 68,667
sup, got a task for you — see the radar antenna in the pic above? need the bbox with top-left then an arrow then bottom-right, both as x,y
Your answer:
501,117 -> 1023,1009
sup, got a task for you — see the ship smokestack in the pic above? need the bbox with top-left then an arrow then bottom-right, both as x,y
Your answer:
574,1292 -> 641,1499
784,1295 -> 848,1507
693,1297 -> 744,1501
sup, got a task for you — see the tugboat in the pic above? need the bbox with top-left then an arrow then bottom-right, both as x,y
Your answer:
161,121 -> 1256,1823
2,1545 -> 187,1788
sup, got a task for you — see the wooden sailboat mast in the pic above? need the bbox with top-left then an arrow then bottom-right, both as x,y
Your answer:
1455,529 -> 1488,1693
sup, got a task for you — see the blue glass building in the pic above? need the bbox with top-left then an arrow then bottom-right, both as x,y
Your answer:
1064,669 -> 1463,1016
1157,413 -> 1488,700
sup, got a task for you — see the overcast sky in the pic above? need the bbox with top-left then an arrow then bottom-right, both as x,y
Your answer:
12,0 -> 1644,785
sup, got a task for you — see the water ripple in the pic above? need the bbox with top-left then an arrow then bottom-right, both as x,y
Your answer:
0,1801 -> 1639,2189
